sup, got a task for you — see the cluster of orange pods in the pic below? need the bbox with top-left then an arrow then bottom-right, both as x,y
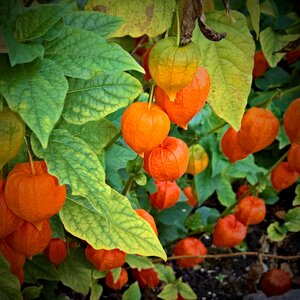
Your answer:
0,160 -> 67,283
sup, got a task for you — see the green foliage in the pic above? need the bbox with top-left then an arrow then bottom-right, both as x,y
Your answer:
193,11 -> 255,130
85,0 -> 176,38
246,0 -> 260,39
126,254 -> 154,270
293,185 -> 300,206
0,256 -> 22,300
21,286 -> 43,300
154,264 -> 176,283
122,282 -> 141,300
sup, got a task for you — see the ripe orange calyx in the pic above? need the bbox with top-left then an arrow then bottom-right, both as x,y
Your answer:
149,37 -> 200,101
186,144 -> 209,175
154,67 -> 210,129
4,160 -> 66,223
143,136 -> 189,182
121,102 -> 170,155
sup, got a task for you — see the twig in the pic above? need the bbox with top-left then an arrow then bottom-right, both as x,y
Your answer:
152,252 -> 300,263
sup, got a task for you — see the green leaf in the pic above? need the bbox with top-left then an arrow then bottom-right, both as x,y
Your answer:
58,256 -> 92,295
85,0 -> 176,38
45,26 -> 144,79
260,27 -> 300,67
15,4 -> 63,42
193,11 -> 255,130
260,0 -> 278,18
59,188 -> 167,260
284,207 -> 300,232
122,282 -> 141,300
216,178 -> 236,207
185,206 -> 220,231
106,144 -> 136,170
246,0 -> 260,39
24,255 -> 59,282
59,118 -> 119,154
0,108 -> 25,169
90,282 -> 103,300
177,282 -> 197,300
154,264 -> 176,283
134,173 -> 147,186
41,19 -> 64,41
267,222 -> 288,242
277,125 -> 290,150
62,72 -> 142,124
125,254 -> 154,271
22,286 -> 43,300
293,184 -> 300,206
111,267 -> 122,282
0,58 -> 68,148
50,215 -> 65,240
2,27 -> 44,66
0,0 -> 20,28
31,129 -> 110,216
0,256 -> 22,300
92,270 -> 107,280
64,11 -> 123,38
158,283 -> 178,300
259,185 -> 279,205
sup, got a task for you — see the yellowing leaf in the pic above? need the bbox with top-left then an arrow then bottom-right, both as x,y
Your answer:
85,0 -> 176,37
59,188 -> 167,260
193,10 -> 255,130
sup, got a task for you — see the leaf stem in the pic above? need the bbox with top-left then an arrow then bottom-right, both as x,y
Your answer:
104,131 -> 122,151
122,174 -> 135,196
147,81 -> 155,110
24,137 -> 36,175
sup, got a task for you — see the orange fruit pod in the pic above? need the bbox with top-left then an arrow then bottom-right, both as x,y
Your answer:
85,245 -> 126,271
183,186 -> 198,207
121,102 -> 170,156
148,37 -> 200,101
253,51 -> 269,80
186,144 -> 209,175
154,67 -> 210,129
261,269 -> 291,297
44,238 -> 67,268
105,268 -> 128,290
4,160 -> 66,224
237,107 -> 280,153
287,143 -> 300,173
221,127 -> 250,163
213,214 -> 247,248
235,196 -> 266,226
0,178 -> 23,239
283,98 -> 300,143
0,239 -> 26,275
270,161 -> 299,191
135,209 -> 158,236
173,237 -> 207,268
132,268 -> 160,289
149,181 -> 180,210
6,219 -> 52,257
143,136 -> 189,182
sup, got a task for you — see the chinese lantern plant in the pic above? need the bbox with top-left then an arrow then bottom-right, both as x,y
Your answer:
154,66 -> 210,130
0,178 -> 23,239
85,245 -> 126,271
4,160 -> 66,224
287,143 -> 300,173
283,98 -> 300,143
183,186 -> 198,207
186,144 -> 209,175
261,269 -> 291,296
121,102 -> 170,156
173,237 -> 207,268
148,37 -> 200,101
150,181 -> 180,210
213,214 -> 247,248
132,268 -> 160,289
143,136 -> 189,182
44,238 -> 67,268
135,209 -> 158,236
235,196 -> 266,226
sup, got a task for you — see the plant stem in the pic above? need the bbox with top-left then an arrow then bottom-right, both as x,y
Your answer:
188,121 -> 227,146
24,137 -> 36,175
152,252 -> 300,264
147,81 -> 155,110
104,131 -> 122,151
256,90 -> 281,108
176,0 -> 180,46
122,174 -> 136,196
